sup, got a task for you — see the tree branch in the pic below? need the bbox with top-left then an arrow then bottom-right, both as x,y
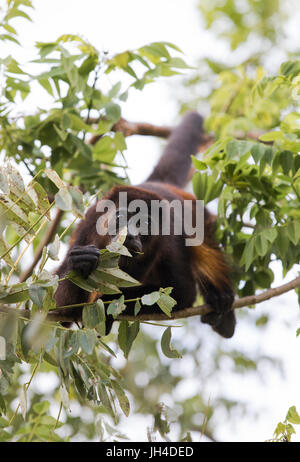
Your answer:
117,275 -> 300,321
87,116 -> 269,148
88,117 -> 172,146
1,275 -> 299,324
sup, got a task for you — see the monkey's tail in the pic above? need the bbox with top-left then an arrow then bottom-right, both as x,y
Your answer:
146,111 -> 204,188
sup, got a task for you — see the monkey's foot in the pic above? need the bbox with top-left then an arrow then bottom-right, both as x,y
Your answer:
201,285 -> 236,338
204,285 -> 234,315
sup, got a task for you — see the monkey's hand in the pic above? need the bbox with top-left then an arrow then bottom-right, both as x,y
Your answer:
201,284 -> 235,338
68,245 -> 100,279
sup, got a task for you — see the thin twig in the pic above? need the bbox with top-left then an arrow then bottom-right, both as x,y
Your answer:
83,65 -> 101,142
8,362 -> 39,425
6,217 -> 48,284
19,209 -> 64,283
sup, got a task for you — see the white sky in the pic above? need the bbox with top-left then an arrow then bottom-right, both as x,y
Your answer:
2,0 -> 300,442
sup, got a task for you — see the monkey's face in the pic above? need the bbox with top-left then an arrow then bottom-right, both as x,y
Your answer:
113,208 -> 154,255
96,185 -> 164,262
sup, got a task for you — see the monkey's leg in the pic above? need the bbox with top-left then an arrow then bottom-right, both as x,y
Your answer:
193,244 -> 236,338
200,282 -> 235,338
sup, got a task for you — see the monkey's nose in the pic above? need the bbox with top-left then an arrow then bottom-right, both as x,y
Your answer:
125,235 -> 143,254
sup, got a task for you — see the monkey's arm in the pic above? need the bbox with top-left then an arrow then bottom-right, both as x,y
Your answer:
54,204 -> 102,321
54,244 -> 100,322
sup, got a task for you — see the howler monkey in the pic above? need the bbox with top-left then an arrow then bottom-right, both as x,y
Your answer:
54,112 -> 236,338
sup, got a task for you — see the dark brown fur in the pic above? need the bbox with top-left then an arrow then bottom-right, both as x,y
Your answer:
54,112 -> 236,338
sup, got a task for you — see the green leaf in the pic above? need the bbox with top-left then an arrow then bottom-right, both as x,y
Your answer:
279,151 -> 293,175
0,417 -> 9,428
287,221 -> 300,246
83,299 -> 106,329
98,383 -> 115,416
259,131 -> 283,142
79,330 -> 97,355
107,296 -> 126,317
280,61 -> 300,78
0,283 -> 29,303
0,168 -> 9,194
38,78 -> 53,96
33,400 -> 50,415
111,380 -> 130,417
64,331 -> 79,358
240,237 -> 255,271
276,228 -> 290,259
263,228 -> 278,243
161,327 -> 182,359
286,406 -> 300,425
92,136 -> 118,163
157,293 -> 177,317
95,267 -> 140,287
106,241 -> 132,257
118,321 -> 140,358
67,271 -> 97,292
55,189 -> 72,211
5,9 -> 32,22
226,140 -> 253,159
191,155 -> 207,171
134,300 -> 141,316
141,291 -> 160,306
255,233 -> 269,257
0,237 -> 14,266
28,284 -> 47,308
192,171 -> 223,204
105,103 -> 121,123
47,234 -> 60,260
68,186 -> 84,217
274,422 -> 287,438
251,144 -> 266,164
44,168 -> 66,189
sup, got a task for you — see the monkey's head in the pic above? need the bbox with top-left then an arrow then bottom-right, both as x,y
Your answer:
96,185 -> 165,262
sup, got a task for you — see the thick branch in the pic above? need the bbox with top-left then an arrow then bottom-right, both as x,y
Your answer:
1,275 -> 299,324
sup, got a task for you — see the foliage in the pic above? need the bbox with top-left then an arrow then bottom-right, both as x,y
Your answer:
270,406 -> 300,442
198,0 -> 284,52
188,1 -> 300,303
